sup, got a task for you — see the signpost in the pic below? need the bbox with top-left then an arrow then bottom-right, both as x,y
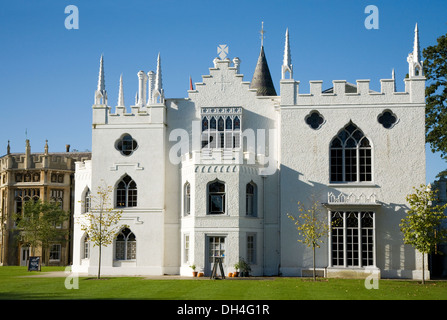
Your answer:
28,256 -> 41,271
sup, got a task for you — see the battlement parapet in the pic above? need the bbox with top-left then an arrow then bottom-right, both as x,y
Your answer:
280,76 -> 425,107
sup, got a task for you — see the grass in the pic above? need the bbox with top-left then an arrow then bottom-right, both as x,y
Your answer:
0,266 -> 446,300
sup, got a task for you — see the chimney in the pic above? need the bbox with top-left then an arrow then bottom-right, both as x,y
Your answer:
66,144 -> 70,152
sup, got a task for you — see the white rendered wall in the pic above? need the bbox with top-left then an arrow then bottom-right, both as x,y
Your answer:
279,76 -> 426,279
168,58 -> 280,276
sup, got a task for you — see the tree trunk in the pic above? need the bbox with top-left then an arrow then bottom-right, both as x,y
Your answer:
98,243 -> 101,279
313,245 -> 316,281
422,252 -> 425,284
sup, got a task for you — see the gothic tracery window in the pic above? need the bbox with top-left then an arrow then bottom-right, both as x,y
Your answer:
330,211 -> 374,267
115,228 -> 136,260
330,122 -> 372,183
201,108 -> 241,149
116,175 -> 137,208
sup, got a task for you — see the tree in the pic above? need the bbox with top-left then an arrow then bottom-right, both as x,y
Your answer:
287,199 -> 329,281
77,184 -> 125,279
400,184 -> 447,284
424,33 -> 447,159
14,200 -> 69,264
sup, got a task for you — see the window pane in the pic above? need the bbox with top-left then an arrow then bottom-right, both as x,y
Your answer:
127,241 -> 136,260
116,241 -> 125,260
202,117 -> 208,131
234,117 -> 240,130
330,149 -> 343,182
218,117 -> 224,131
210,195 -> 224,213
344,149 -> 357,182
210,117 -> 216,130
226,117 -> 232,130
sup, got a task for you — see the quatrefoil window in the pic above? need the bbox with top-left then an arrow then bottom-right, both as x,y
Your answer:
116,134 -> 138,156
305,111 -> 325,130
378,110 -> 398,129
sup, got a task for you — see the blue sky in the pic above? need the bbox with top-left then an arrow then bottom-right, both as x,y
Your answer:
0,0 -> 446,183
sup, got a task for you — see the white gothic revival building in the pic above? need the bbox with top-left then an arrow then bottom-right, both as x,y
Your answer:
72,24 -> 427,279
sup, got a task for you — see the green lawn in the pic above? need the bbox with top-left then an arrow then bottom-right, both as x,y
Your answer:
0,266 -> 446,300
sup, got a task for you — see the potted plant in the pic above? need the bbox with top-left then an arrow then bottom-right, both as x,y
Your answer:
239,258 -> 251,277
233,262 -> 240,277
190,264 -> 198,277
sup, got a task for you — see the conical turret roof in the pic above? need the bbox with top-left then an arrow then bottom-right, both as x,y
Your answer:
251,46 -> 277,96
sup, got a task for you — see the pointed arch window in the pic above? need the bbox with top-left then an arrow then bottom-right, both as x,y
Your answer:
115,228 -> 136,260
83,234 -> 90,259
330,122 -> 372,183
201,114 -> 241,149
83,188 -> 91,213
208,180 -> 226,214
116,175 -> 137,208
246,182 -> 257,217
184,182 -> 191,216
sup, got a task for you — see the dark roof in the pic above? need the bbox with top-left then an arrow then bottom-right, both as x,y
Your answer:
250,46 -> 277,96
322,82 -> 379,94
322,82 -> 358,94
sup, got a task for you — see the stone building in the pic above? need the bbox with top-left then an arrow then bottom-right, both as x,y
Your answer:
0,140 -> 91,266
72,24 -> 428,279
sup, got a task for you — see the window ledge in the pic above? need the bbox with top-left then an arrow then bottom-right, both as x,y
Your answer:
328,183 -> 379,188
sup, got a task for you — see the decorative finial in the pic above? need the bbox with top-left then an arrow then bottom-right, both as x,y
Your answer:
282,28 -> 293,79
7,140 -> 10,155
217,45 -> 228,60
413,23 -> 421,64
260,21 -> 266,47
153,53 -> 164,103
98,54 -> 105,92
407,23 -> 423,78
118,74 -> 125,107
95,54 -> 107,104
44,139 -> 48,154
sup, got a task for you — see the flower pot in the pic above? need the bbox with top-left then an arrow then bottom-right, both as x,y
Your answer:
198,272 -> 204,277
234,272 -> 239,277
192,271 -> 198,277
228,272 -> 233,277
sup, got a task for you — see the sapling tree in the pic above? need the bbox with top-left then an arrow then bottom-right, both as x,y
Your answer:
400,184 -> 447,284
287,199 -> 329,281
77,184 -> 125,279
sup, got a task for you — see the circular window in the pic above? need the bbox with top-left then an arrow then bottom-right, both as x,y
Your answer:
116,134 -> 138,156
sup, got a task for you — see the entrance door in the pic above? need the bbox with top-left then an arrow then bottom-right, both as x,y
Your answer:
20,247 -> 30,266
206,236 -> 226,276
